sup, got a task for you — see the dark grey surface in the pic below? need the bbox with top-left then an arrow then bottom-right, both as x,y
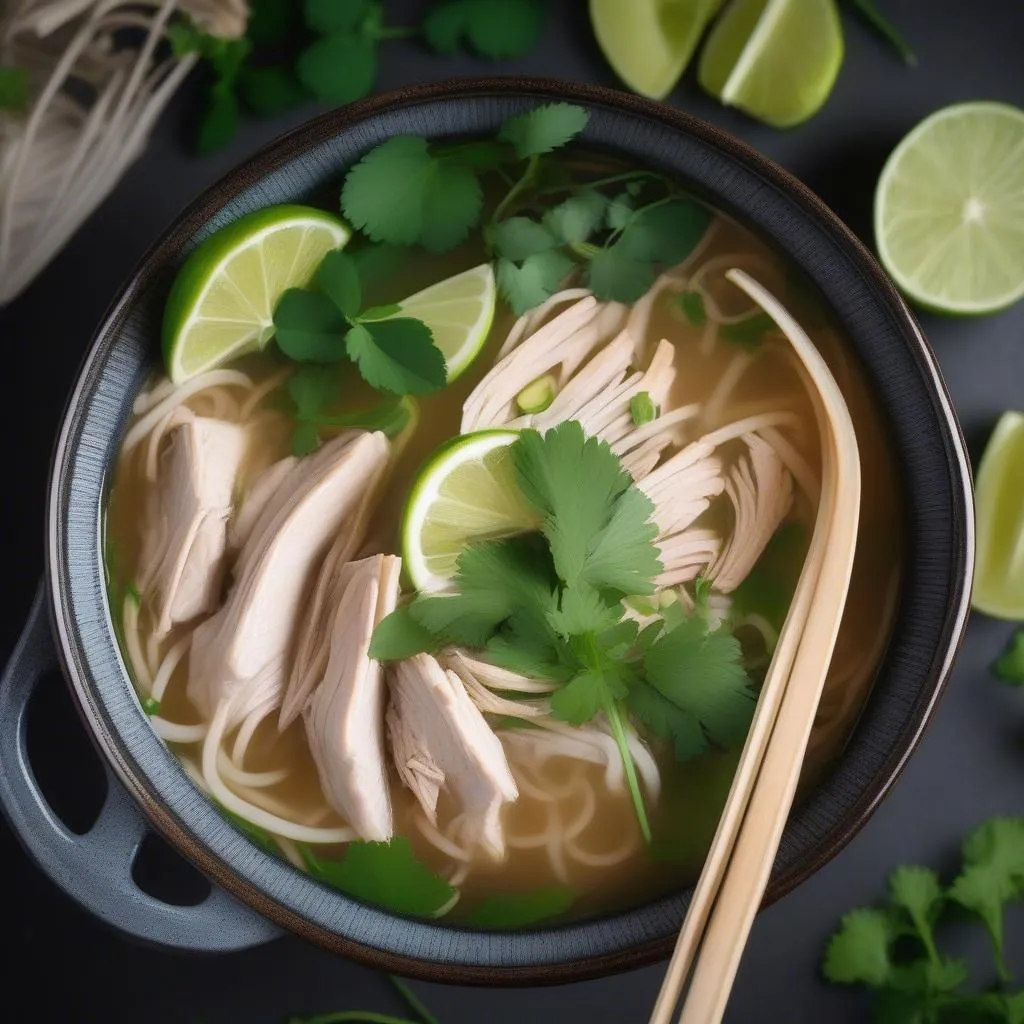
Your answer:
0,1 -> 1021,1020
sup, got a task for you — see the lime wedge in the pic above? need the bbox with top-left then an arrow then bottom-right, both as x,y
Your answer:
402,430 -> 538,592
875,102 -> 1024,316
386,264 -> 496,381
973,411 -> 1024,620
163,205 -> 351,383
590,0 -> 724,101
698,0 -> 843,128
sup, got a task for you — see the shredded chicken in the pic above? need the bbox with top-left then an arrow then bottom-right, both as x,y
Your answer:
302,554 -> 401,842
187,431 -> 390,727
710,433 -> 793,592
136,411 -> 246,638
387,654 -> 518,858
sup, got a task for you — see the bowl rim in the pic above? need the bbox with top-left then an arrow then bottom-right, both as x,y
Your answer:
45,76 -> 974,984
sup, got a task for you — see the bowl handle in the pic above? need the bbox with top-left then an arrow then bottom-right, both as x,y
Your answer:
0,581 -> 281,952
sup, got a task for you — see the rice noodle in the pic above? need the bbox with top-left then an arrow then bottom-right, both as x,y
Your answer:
216,749 -> 289,789
122,595 -> 153,691
151,718 -> 206,743
121,369 -> 253,452
415,812 -> 473,861
239,365 -> 291,421
151,632 -> 190,702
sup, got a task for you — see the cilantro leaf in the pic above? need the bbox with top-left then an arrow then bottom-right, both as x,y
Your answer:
463,0 -> 546,59
617,199 -> 711,265
582,486 -> 662,594
421,2 -> 468,53
291,421 -> 320,456
993,631 -> 1024,685
628,683 -> 707,761
297,32 -> 377,104
543,190 -> 608,244
351,243 -> 408,282
949,818 -> 1024,980
722,312 -> 777,350
550,668 -> 627,725
345,319 -> 447,395
411,536 -> 556,647
304,0 -> 369,34
606,193 -> 635,230
546,585 -> 622,640
274,289 -> 348,362
678,291 -> 707,326
342,136 -> 483,252
370,605 -> 439,661
468,886 -> 574,928
237,67 -> 307,117
196,89 -> 240,154
497,250 -> 575,315
0,66 -> 29,112
498,102 -> 589,159
889,866 -> 943,962
487,217 -> 558,261
643,618 -> 754,748
289,364 -> 341,419
587,243 -> 657,304
823,907 -> 894,986
316,250 -> 362,317
246,0 -> 297,45
301,838 -> 455,917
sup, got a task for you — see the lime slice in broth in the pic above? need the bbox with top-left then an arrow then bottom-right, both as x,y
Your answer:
698,0 -> 843,128
380,263 -> 496,382
875,102 -> 1024,315
973,412 -> 1024,620
163,205 -> 351,383
590,0 -> 724,100
402,430 -> 538,593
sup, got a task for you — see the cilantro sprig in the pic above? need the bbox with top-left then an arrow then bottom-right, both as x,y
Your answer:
824,818 -> 1024,1020
340,104 -> 712,315
370,422 -> 754,839
273,249 -> 447,403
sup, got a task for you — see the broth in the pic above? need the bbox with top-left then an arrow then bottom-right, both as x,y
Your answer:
105,174 -> 902,925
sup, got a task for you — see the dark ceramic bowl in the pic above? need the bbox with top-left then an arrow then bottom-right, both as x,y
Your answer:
0,78 -> 973,984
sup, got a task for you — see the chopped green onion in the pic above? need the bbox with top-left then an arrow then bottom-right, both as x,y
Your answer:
630,391 -> 658,426
142,696 -> 161,716
516,374 -> 557,414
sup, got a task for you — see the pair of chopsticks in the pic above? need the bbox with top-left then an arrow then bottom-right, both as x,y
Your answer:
650,270 -> 863,1024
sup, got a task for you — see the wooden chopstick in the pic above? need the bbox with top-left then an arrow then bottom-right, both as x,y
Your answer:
649,270 -> 862,1024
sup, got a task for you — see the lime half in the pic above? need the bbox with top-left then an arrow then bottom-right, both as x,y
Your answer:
402,430 -> 538,592
590,0 -> 724,101
698,0 -> 843,128
973,411 -> 1024,620
164,205 -> 351,383
387,263 -> 496,382
875,102 -> 1024,316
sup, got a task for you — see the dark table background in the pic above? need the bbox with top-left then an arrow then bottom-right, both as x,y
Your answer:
2,2 -> 1023,1020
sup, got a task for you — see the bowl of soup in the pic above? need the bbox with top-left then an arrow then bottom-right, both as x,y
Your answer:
0,78 -> 972,981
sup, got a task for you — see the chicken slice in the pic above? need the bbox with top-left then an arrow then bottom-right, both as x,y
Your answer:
710,433 -> 793,593
229,455 -> 296,552
187,430 -> 390,726
387,654 -> 518,858
301,554 -> 401,842
137,412 -> 247,638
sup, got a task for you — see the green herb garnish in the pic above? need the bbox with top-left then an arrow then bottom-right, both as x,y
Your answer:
422,0 -> 547,59
993,631 -> 1024,685
630,392 -> 658,427
721,312 -> 777,350
273,250 -> 447,399
371,422 -> 753,839
340,104 -> 712,314
468,886 -> 575,928
678,291 -> 707,326
300,838 -> 455,917
0,66 -> 29,112
847,0 -> 917,67
824,817 -> 1024,1017
142,696 -> 161,716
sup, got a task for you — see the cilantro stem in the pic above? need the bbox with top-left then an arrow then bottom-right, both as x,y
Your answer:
388,977 -> 439,1024
536,169 -> 665,196
605,195 -> 674,247
605,698 -> 651,843
491,154 -> 541,226
848,0 -> 917,66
